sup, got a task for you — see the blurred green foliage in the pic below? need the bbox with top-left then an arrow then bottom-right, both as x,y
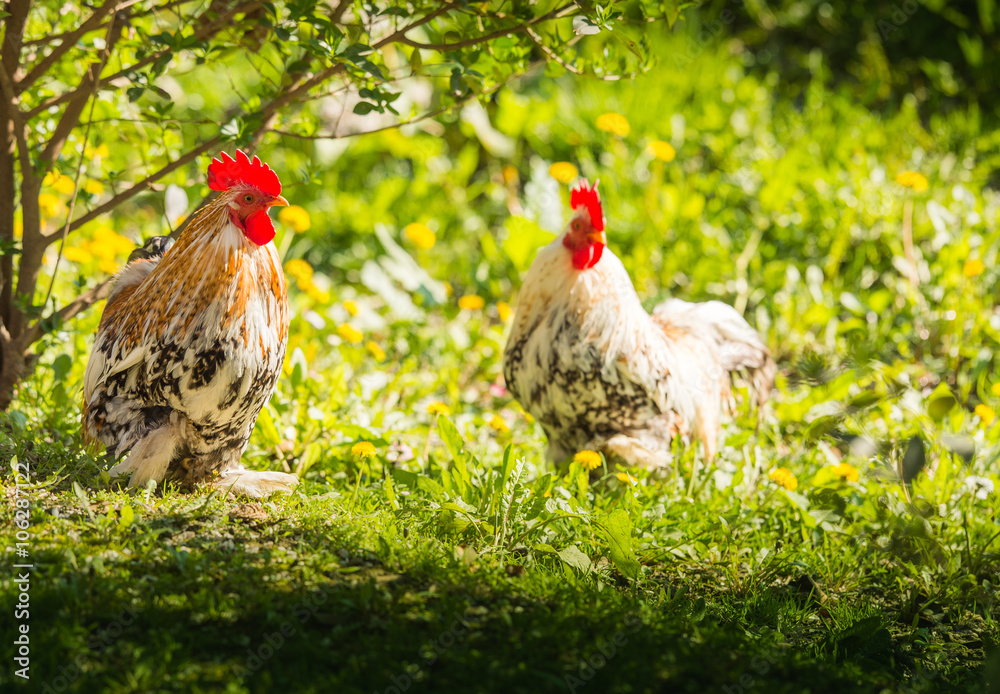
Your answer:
712,0 -> 1000,116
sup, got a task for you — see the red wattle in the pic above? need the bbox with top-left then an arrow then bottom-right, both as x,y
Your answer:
571,243 -> 604,270
244,211 -> 276,245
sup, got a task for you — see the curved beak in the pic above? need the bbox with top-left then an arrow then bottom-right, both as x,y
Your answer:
268,195 -> 289,208
587,230 -> 607,245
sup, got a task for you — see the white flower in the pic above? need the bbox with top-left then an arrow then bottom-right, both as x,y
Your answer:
961,476 -> 994,500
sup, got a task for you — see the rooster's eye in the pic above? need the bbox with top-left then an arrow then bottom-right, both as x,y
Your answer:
243,194 -> 254,203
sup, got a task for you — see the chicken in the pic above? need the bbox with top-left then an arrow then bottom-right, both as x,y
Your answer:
82,150 -> 298,498
503,180 -> 775,469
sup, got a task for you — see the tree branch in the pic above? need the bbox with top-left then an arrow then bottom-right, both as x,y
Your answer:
0,0 -> 35,331
398,21 -> 542,52
24,1 -> 261,120
1,0 -> 33,77
397,2 -> 578,52
0,46 -> 32,182
20,0 -> 192,47
66,136 -> 222,235
38,13 -> 123,320
18,277 -> 114,349
17,0 -> 132,91
330,0 -> 352,25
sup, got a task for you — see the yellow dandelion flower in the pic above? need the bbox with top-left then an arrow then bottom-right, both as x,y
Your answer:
964,259 -> 985,278
426,401 -> 450,417
43,172 -> 76,195
352,441 -> 377,458
596,112 -> 630,137
343,299 -> 359,316
648,140 -> 676,162
574,450 -> 602,471
38,193 -> 64,219
832,463 -> 859,483
489,414 -> 510,434
549,162 -> 579,184
404,222 -> 436,250
366,341 -> 386,361
284,258 -> 313,286
992,383 -> 1000,397
768,467 -> 798,491
85,143 -> 109,158
497,301 -> 513,323
458,295 -> 485,311
93,226 -> 134,255
306,284 -> 330,303
337,323 -> 363,344
83,179 -> 104,195
278,205 -> 311,232
895,171 -> 928,192
975,403 -> 996,426
502,165 -> 519,185
616,471 -> 637,485
62,246 -> 93,264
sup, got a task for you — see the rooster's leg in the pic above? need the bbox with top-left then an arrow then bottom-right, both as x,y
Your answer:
597,434 -> 673,470
212,469 -> 298,499
108,414 -> 185,489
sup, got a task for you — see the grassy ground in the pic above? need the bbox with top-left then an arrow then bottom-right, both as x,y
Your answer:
4,33 -> 1000,694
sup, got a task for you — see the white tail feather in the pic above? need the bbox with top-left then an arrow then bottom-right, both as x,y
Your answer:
108,418 -> 183,488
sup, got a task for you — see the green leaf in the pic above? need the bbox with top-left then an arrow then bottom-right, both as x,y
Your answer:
846,390 -> 881,411
599,509 -> 641,581
557,545 -> 592,573
295,442 -> 323,476
255,408 -> 281,447
803,413 -> 841,441
926,383 -> 957,420
437,416 -> 470,491
901,435 -> 926,484
119,504 -> 134,527
383,470 -> 398,510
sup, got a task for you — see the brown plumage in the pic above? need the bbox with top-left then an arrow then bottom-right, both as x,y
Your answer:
82,151 -> 297,497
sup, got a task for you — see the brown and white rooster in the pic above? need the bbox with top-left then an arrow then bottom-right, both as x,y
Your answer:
503,180 -> 775,469
82,150 -> 298,497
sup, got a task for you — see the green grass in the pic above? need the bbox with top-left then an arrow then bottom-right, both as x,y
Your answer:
4,32 -> 1000,693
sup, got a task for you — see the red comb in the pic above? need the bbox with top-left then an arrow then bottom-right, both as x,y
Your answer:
207,150 -> 281,196
570,179 -> 604,231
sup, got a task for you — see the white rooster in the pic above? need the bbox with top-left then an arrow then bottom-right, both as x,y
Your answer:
503,180 -> 774,468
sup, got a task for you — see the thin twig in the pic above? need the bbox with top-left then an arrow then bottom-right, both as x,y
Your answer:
36,14 -> 120,328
